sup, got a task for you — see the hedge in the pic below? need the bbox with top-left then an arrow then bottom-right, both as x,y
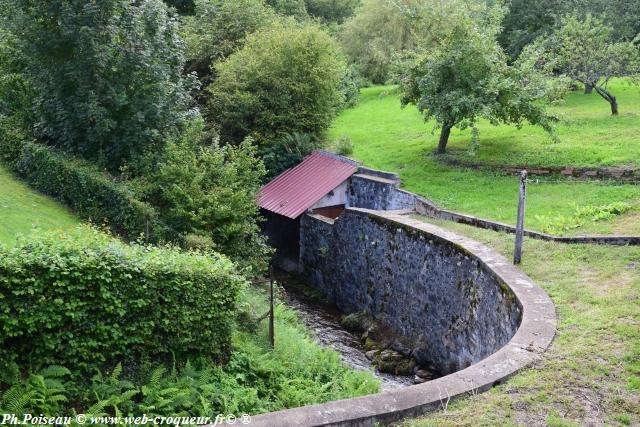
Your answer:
0,228 -> 245,371
0,137 -> 168,242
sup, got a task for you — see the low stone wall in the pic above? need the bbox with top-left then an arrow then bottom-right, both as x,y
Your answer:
236,209 -> 556,427
438,157 -> 640,183
345,164 -> 639,246
416,197 -> 640,246
300,209 -> 522,375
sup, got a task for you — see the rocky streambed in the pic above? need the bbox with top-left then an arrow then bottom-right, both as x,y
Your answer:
275,271 -> 437,390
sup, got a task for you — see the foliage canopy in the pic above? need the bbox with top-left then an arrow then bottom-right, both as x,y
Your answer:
340,0 -> 414,84
2,0 -> 195,172
399,1 -> 559,153
525,14 -> 640,115
208,20 -> 345,147
182,0 -> 275,87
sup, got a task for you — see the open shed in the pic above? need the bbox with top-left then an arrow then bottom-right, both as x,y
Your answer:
258,151 -> 359,263
259,150 -> 418,270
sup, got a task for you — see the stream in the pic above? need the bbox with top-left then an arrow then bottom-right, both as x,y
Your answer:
275,271 -> 416,390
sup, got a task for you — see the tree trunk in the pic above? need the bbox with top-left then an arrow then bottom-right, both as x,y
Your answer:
437,124 -> 452,154
584,83 -> 593,94
610,96 -> 618,115
593,85 -> 619,116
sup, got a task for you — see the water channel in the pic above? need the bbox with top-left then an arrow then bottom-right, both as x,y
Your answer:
274,270 -> 419,390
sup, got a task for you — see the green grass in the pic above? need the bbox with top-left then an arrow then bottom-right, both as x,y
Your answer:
403,217 -> 640,427
0,163 -> 80,245
0,163 -> 381,414
328,85 -> 640,234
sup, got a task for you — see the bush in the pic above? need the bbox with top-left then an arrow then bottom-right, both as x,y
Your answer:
260,132 -> 323,179
182,0 -> 275,86
141,120 -> 271,273
0,287 -> 380,417
334,135 -> 354,156
0,140 -> 167,242
339,65 -> 361,110
0,227 -> 245,372
0,123 -> 270,272
208,20 -> 345,145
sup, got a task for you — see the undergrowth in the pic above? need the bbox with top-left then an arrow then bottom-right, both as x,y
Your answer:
535,202 -> 632,235
0,287 -> 380,419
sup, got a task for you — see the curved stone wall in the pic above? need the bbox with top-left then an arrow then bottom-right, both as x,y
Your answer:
300,209 -> 523,375
221,209 -> 556,426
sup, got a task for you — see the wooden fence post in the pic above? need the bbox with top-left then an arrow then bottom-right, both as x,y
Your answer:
268,264 -> 275,348
514,171 -> 527,264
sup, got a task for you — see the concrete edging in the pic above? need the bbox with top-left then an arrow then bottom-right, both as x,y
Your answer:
228,209 -> 557,427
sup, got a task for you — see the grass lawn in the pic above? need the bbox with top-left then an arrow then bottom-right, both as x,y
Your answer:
328,85 -> 640,234
404,216 -> 640,427
0,163 -> 80,245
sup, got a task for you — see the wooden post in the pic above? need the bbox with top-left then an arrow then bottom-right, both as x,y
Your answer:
514,171 -> 527,264
268,264 -> 275,348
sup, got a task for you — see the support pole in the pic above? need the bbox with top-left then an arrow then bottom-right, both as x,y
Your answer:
268,264 -> 275,348
514,171 -> 527,264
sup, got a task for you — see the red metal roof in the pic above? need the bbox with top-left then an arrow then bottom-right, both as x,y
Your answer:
258,151 -> 358,219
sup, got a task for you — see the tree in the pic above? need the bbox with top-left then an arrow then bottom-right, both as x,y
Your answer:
340,0 -> 415,84
182,0 -> 275,86
529,14 -> 640,115
591,0 -> 640,42
266,0 -> 308,20
499,0 -> 640,60
399,2 -> 558,154
208,20 -> 345,146
3,0 -> 195,172
162,0 -> 196,14
305,0 -> 360,23
498,0 -> 570,59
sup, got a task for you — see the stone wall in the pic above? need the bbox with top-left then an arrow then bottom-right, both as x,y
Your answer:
347,174 -> 416,211
300,209 -> 522,375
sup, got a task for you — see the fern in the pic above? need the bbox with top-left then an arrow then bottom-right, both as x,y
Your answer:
1,385 -> 35,414
110,363 -> 123,381
148,366 -> 166,390
40,365 -> 72,378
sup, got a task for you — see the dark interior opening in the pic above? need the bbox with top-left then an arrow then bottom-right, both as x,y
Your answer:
260,210 -> 300,262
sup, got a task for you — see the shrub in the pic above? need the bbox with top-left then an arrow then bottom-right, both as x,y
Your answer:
141,120 -> 271,273
182,0 -> 275,85
0,288 -> 380,417
208,20 -> 345,145
266,0 -> 309,20
339,65 -> 361,110
335,135 -> 354,156
0,140 -> 166,242
0,227 -> 245,372
260,132 -> 323,179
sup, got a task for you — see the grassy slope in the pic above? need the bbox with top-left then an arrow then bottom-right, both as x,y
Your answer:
404,218 -> 640,427
0,164 -> 79,245
328,85 -> 640,234
0,163 -> 381,411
